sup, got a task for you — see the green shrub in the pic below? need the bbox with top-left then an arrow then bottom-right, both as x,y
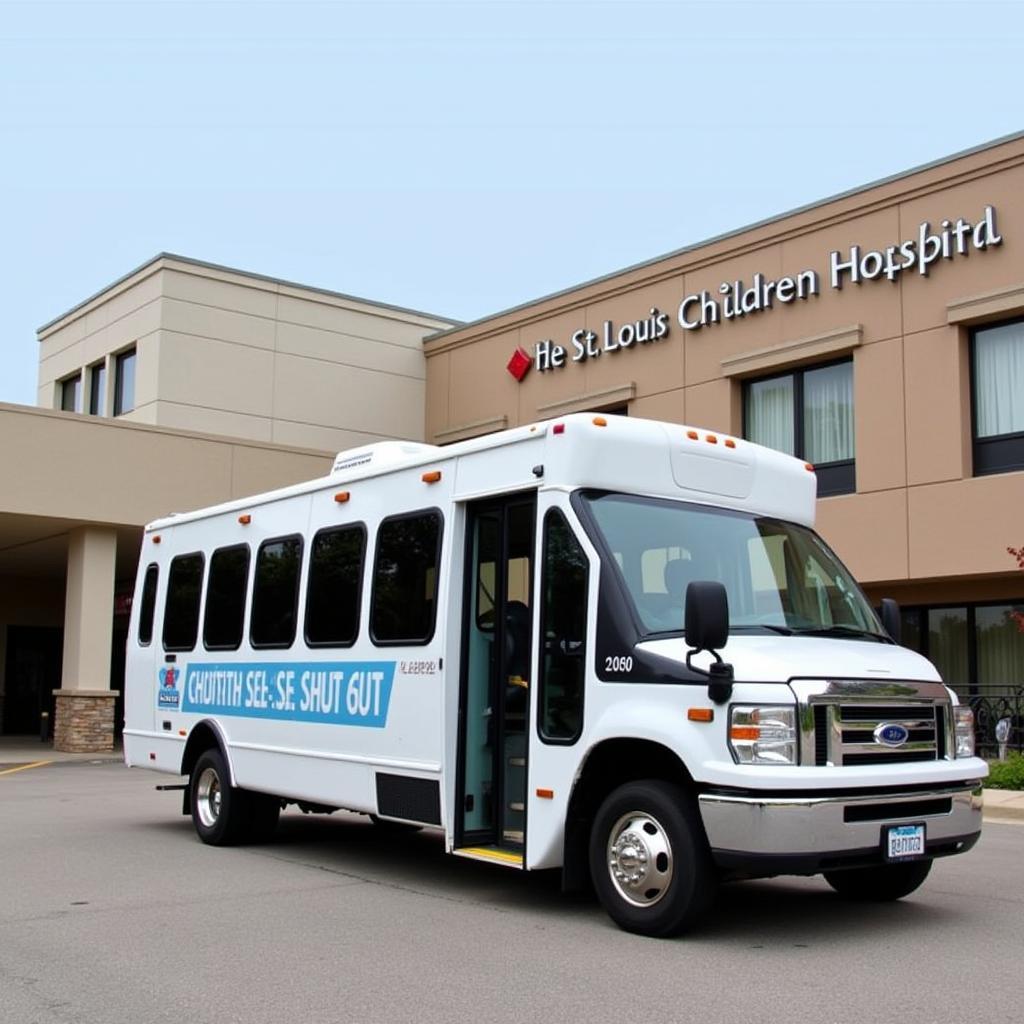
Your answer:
986,753 -> 1024,790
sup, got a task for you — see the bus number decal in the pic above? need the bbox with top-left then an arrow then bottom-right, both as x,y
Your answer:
175,661 -> 396,728
604,655 -> 633,673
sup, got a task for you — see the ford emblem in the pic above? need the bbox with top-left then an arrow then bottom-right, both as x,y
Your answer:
874,723 -> 910,747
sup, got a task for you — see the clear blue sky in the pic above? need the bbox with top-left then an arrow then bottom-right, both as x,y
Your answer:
1,0 -> 1022,406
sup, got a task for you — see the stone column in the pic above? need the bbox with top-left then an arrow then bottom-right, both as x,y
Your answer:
54,527 -> 119,752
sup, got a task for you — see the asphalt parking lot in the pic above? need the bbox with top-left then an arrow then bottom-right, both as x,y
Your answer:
1,759 -> 1021,1024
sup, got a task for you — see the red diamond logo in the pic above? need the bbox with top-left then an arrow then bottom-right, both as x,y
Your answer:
507,346 -> 532,382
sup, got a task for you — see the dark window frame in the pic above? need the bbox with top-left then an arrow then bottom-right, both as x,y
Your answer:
970,316 -> 1024,476
162,552 -> 205,652
537,508 -> 588,746
89,361 -> 107,416
113,347 -> 136,416
137,563 -> 159,646
743,357 -> 855,497
369,508 -> 444,647
202,543 -> 251,652
304,522 -> 367,648
250,534 -> 304,650
60,373 -> 82,413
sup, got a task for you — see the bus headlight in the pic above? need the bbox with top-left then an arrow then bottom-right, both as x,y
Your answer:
953,706 -> 975,758
729,705 -> 798,765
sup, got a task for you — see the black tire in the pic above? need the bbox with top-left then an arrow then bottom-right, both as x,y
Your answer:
245,791 -> 282,843
189,748 -> 249,846
589,779 -> 715,937
823,859 -> 933,901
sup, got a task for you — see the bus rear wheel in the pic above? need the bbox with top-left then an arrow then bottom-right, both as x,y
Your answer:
823,859 -> 932,901
589,779 -> 714,937
190,748 -> 260,846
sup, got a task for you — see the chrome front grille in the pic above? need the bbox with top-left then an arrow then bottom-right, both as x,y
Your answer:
792,680 -> 953,767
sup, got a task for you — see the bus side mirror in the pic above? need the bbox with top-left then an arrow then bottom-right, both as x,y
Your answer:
684,581 -> 733,705
879,598 -> 901,644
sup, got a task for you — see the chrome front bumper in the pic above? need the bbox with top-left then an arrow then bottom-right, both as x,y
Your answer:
698,783 -> 983,876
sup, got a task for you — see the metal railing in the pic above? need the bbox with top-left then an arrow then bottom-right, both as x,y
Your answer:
964,689 -> 1024,760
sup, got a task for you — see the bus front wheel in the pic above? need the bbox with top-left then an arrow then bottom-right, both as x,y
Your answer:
589,779 -> 714,937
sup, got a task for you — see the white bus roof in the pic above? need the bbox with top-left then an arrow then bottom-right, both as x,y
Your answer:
144,415 -> 818,531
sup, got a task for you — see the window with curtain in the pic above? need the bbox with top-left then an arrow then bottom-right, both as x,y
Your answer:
900,602 -> 1024,698
973,319 -> 1024,474
744,359 -> 854,496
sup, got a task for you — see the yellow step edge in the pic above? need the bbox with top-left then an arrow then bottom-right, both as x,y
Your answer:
453,846 -> 524,868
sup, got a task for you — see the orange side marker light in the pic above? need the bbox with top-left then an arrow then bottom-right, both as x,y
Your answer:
238,514 -> 252,525
334,491 -> 350,503
536,788 -> 554,799
688,708 -> 714,723
730,726 -> 760,741
422,470 -> 442,484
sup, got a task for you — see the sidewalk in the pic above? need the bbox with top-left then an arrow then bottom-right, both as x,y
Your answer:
0,736 -> 123,766
2,735 -> 1023,821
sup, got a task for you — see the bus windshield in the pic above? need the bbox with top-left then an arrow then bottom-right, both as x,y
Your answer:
583,492 -> 886,640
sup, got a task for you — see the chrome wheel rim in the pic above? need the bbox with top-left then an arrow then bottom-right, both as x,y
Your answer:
196,766 -> 222,829
606,811 -> 674,907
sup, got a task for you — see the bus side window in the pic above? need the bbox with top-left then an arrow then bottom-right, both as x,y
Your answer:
251,536 -> 303,649
138,563 -> 159,646
203,544 -> 250,651
305,524 -> 366,647
539,509 -> 588,743
163,553 -> 204,652
370,509 -> 443,646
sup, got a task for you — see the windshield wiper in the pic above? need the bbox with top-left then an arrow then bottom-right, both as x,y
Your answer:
789,624 -> 891,642
731,623 -> 793,636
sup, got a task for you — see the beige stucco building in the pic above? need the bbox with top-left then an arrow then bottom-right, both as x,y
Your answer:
1,257 -> 453,748
4,134 -> 1024,752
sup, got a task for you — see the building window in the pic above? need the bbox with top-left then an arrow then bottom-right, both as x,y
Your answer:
60,374 -> 81,413
113,348 -> 136,415
901,602 -> 1024,695
370,510 -> 443,645
744,359 -> 855,497
89,362 -> 107,416
972,319 -> 1024,475
250,536 -> 302,649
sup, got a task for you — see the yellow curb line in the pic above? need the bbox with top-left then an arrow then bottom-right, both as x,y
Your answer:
0,760 -> 53,777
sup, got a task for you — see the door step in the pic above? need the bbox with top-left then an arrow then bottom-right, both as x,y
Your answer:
453,846 -> 524,869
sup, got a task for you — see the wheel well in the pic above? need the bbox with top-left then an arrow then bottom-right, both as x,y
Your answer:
181,722 -> 226,780
562,738 -> 695,893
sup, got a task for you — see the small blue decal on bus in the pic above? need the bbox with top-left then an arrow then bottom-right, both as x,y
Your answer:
157,666 -> 181,711
177,661 -> 396,728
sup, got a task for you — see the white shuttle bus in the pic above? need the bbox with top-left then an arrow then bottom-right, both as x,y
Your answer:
124,414 -> 987,936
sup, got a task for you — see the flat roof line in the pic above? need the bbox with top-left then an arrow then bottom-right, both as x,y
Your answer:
424,128 -> 1024,343
37,252 -> 460,335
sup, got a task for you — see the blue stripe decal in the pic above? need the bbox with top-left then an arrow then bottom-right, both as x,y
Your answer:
178,661 -> 395,728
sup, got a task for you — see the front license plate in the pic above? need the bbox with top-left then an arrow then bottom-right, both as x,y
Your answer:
885,823 -> 925,861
